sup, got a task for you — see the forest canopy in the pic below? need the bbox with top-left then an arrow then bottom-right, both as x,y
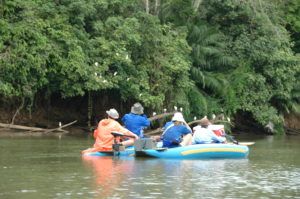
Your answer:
0,0 -> 299,133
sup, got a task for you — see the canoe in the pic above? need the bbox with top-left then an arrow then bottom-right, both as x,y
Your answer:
83,144 -> 249,159
82,146 -> 135,157
135,143 -> 249,159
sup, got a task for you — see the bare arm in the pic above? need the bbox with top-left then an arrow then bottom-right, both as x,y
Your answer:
183,121 -> 192,131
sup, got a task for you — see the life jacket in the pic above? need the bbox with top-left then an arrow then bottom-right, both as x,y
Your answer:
82,118 -> 134,153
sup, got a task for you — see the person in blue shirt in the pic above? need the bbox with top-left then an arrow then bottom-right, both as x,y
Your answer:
161,112 -> 192,148
192,118 -> 226,144
121,103 -> 150,138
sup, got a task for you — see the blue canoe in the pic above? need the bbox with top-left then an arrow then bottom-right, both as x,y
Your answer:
83,144 -> 249,159
136,144 -> 248,159
83,148 -> 135,157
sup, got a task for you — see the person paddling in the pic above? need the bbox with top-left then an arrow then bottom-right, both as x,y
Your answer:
82,108 -> 138,154
121,103 -> 150,138
161,112 -> 192,148
192,118 -> 226,144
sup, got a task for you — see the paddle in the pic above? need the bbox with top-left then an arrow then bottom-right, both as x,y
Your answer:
237,142 -> 255,146
111,131 -> 136,138
224,133 -> 239,145
111,131 -> 137,153
224,133 -> 255,146
225,134 -> 256,146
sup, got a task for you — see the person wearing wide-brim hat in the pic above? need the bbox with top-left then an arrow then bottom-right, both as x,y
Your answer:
192,117 -> 226,144
161,112 -> 193,148
121,103 -> 150,138
82,108 -> 138,154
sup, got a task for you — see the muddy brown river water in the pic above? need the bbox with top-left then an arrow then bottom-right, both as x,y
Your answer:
0,133 -> 299,199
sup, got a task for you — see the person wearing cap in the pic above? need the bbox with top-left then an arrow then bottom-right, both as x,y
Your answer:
82,108 -> 138,154
192,118 -> 226,144
121,103 -> 150,138
161,112 -> 192,148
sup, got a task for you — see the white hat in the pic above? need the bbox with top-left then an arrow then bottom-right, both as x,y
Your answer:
131,103 -> 144,115
172,112 -> 185,122
106,108 -> 119,119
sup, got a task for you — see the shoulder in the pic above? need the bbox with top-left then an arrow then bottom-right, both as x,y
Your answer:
167,121 -> 174,125
99,119 -> 106,125
111,119 -> 121,126
123,113 -> 130,118
181,125 -> 192,132
122,113 -> 132,120
139,114 -> 149,121
164,121 -> 174,127
141,114 -> 148,118
193,126 -> 206,133
193,126 -> 201,131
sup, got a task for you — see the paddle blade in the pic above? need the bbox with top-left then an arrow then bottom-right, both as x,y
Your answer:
238,142 -> 255,146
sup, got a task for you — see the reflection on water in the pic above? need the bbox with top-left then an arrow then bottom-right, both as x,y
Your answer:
0,134 -> 299,199
82,156 -> 135,198
82,156 -> 250,198
126,158 -> 250,199
81,155 -> 299,199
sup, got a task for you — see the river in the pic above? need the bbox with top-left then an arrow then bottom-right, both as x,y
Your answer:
0,133 -> 299,199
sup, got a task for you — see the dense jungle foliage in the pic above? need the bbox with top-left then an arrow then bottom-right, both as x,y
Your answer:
0,0 -> 299,133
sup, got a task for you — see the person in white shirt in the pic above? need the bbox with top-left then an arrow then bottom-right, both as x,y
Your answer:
192,118 -> 226,144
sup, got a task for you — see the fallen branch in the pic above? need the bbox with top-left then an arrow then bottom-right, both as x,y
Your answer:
188,119 -> 233,126
0,120 -> 77,134
0,123 -> 46,131
45,120 -> 77,133
44,120 -> 77,134
148,112 -> 176,122
144,127 -> 163,136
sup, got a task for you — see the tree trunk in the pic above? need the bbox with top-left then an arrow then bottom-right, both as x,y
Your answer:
193,0 -> 202,11
11,97 -> 25,125
154,0 -> 160,16
145,0 -> 149,14
54,0 -> 60,5
87,91 -> 92,128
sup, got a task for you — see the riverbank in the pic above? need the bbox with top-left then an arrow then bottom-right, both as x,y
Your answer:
1,98 -> 300,136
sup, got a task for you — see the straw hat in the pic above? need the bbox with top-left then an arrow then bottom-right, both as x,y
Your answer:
131,103 -> 144,115
106,108 -> 119,119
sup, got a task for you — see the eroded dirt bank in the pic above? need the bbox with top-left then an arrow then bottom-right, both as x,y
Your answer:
0,93 -> 299,136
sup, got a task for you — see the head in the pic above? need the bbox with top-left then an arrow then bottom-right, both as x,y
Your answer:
172,112 -> 185,125
131,102 -> 144,115
106,108 -> 119,119
199,118 -> 211,128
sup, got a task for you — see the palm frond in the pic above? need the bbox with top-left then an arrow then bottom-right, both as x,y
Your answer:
290,102 -> 300,114
190,67 -> 205,86
291,89 -> 300,99
187,85 -> 208,117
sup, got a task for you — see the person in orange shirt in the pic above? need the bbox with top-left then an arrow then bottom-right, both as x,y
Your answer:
82,108 -> 138,154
